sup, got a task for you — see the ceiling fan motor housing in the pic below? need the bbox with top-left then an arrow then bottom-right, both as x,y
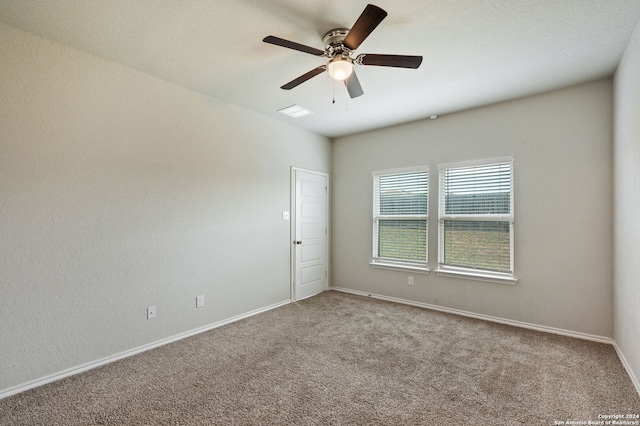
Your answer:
323,28 -> 351,58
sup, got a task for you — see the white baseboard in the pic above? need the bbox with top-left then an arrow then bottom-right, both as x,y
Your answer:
5,290 -> 638,400
613,342 -> 640,396
0,299 -> 291,400
330,287 -> 614,344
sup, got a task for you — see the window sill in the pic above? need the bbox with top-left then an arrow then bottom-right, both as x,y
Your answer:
435,267 -> 518,285
370,260 -> 430,274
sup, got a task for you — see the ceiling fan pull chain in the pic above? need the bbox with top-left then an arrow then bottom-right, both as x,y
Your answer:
332,79 -> 336,104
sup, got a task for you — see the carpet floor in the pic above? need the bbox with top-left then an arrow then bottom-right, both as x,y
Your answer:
1,291 -> 639,425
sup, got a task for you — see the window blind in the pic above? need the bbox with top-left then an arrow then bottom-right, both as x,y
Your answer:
373,170 -> 428,264
439,161 -> 513,274
377,173 -> 429,216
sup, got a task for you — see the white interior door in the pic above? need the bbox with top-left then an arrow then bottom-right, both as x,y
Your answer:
292,168 -> 328,301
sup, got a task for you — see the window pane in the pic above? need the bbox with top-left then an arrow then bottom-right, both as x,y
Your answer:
442,220 -> 511,272
379,172 -> 428,215
378,219 -> 427,262
444,163 -> 510,215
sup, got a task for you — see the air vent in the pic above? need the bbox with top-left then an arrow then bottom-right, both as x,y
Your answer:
278,104 -> 312,118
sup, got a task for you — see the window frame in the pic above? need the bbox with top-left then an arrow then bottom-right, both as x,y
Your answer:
370,166 -> 430,274
436,158 -> 517,285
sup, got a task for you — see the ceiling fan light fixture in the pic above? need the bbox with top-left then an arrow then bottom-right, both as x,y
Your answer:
327,58 -> 353,81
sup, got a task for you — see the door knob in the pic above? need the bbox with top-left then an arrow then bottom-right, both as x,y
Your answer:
295,241 -> 302,245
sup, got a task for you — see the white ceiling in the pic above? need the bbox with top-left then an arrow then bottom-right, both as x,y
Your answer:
1,0 -> 639,138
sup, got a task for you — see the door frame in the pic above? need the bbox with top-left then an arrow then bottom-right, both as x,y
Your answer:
290,167 -> 330,301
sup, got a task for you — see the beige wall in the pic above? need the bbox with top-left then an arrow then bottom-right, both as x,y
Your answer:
0,23 -> 331,393
614,18 -> 640,391
332,80 -> 614,338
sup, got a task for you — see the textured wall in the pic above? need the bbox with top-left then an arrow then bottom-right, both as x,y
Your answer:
332,80 -> 614,338
0,23 -> 330,393
614,18 -> 640,390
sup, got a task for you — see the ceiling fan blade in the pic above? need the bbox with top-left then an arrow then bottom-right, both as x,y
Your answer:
344,71 -> 364,98
343,4 -> 388,51
263,36 -> 325,56
359,54 -> 423,69
281,66 -> 327,90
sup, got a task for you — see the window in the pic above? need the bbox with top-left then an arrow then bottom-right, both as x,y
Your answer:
437,159 -> 516,284
371,167 -> 429,272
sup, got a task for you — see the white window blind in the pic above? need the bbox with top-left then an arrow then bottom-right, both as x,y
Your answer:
438,160 -> 513,275
373,168 -> 428,267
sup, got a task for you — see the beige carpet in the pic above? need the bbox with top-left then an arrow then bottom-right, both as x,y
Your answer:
1,291 -> 639,425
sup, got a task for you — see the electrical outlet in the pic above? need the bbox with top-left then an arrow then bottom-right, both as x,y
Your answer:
147,306 -> 156,319
408,276 -> 414,286
196,295 -> 205,308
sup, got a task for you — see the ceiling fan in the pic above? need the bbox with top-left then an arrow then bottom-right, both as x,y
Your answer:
263,4 -> 423,98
